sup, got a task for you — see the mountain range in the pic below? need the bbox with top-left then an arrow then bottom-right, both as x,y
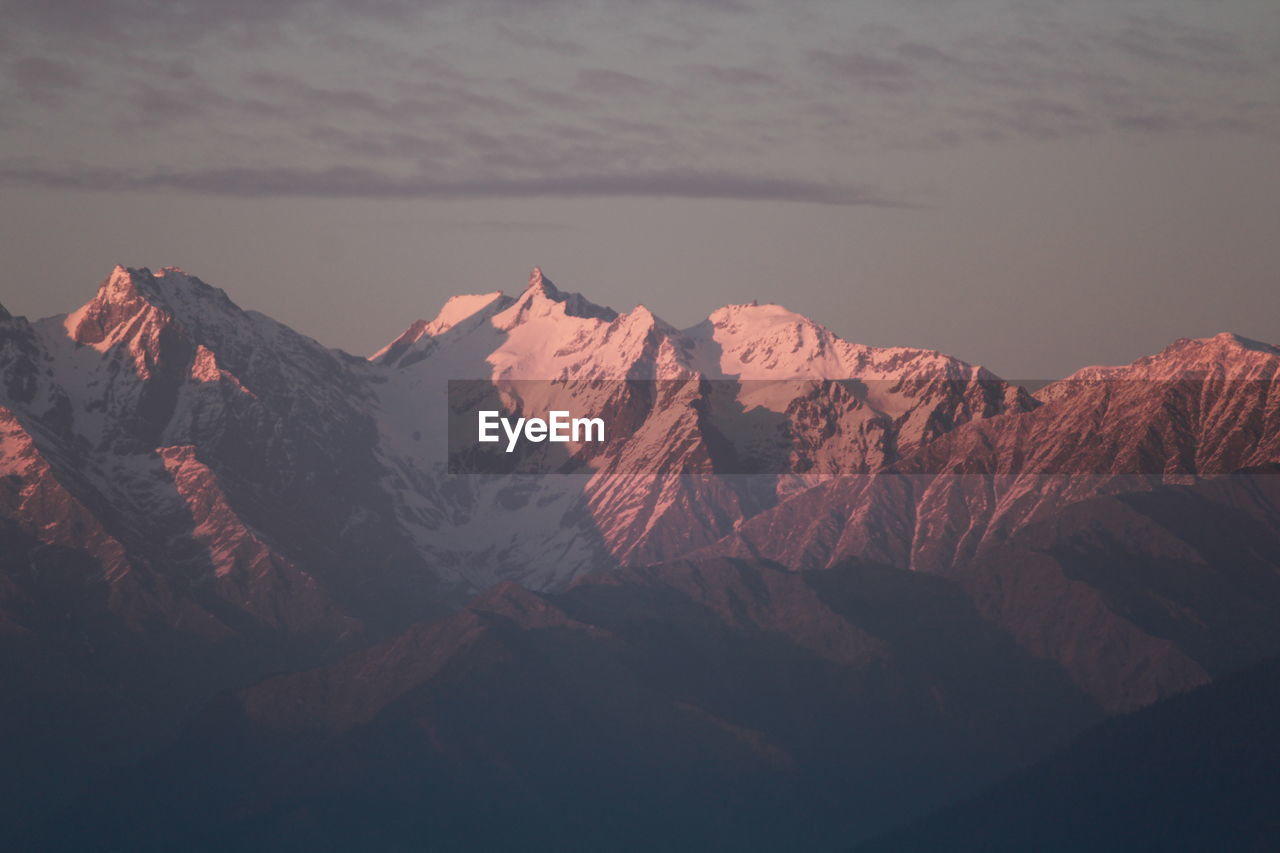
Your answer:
3,265 -> 1280,850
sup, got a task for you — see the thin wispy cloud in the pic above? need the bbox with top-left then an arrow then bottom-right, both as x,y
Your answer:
7,56 -> 85,99
808,49 -> 919,94
0,162 -> 904,206
1,0 -> 1276,204
0,0 -> 750,41
1110,14 -> 1259,76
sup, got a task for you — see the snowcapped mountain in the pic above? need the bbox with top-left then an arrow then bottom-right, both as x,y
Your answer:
0,264 -> 1035,635
1,266 -> 443,637
7,263 -> 1278,621
363,265 -> 1033,584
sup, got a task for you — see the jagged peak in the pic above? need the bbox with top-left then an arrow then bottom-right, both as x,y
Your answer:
612,303 -> 670,330
0,301 -> 10,322
61,265 -> 258,369
105,264 -> 157,299
65,266 -> 165,346
494,268 -> 618,329
75,265 -> 228,315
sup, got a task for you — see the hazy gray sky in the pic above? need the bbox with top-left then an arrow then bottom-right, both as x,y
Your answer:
2,0 -> 1277,377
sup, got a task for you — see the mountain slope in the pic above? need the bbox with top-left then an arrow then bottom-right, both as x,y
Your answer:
35,557 -> 1098,853
723,332 -> 1280,574
0,266 -> 422,832
716,336 -> 1280,710
854,653 -> 1280,853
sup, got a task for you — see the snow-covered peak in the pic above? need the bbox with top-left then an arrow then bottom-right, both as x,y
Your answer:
62,265 -> 247,349
1170,332 -> 1279,358
428,292 -> 510,336
620,303 -> 680,340
1144,332 -> 1280,371
106,263 -> 145,290
147,267 -> 241,320
1047,332 -> 1280,391
105,264 -> 148,300
1142,333 -> 1280,380
681,297 -> 996,386
63,266 -> 164,348
707,300 -> 801,327
493,268 -> 617,331
371,291 -> 515,366
682,300 -> 851,380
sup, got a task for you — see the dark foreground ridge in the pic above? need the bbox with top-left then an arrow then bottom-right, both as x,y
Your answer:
855,653 -> 1280,853
28,558 -> 1098,852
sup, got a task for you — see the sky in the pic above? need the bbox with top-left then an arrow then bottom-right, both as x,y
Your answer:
1,0 -> 1277,378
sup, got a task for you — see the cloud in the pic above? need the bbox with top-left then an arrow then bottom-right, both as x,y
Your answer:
682,63 -> 779,88
2,0 -> 1274,206
436,219 -> 578,232
1110,15 -> 1258,76
489,21 -> 589,56
1111,111 -> 1266,136
244,70 -> 522,122
301,126 -> 459,162
808,49 -> 919,93
575,68 -> 659,95
6,56 -> 85,102
957,97 -> 1095,142
0,161 -> 905,206
801,11 -> 1277,148
0,0 -> 433,40
0,0 -> 748,43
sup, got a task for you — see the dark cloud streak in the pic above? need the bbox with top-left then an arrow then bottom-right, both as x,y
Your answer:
5,56 -> 87,103
0,162 -> 905,206
0,0 -> 749,42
